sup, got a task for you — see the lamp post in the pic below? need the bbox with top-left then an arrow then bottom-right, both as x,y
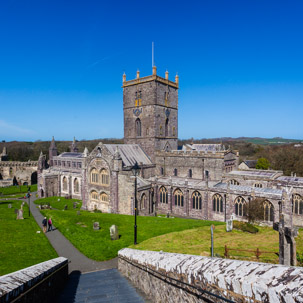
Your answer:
27,189 -> 31,217
131,162 -> 141,245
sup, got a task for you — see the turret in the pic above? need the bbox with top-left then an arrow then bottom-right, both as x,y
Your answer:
70,137 -> 79,153
49,136 -> 58,166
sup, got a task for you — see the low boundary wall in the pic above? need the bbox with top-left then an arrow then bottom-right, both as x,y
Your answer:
118,248 -> 303,303
0,257 -> 68,303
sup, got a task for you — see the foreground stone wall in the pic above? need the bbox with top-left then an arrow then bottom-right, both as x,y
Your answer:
118,248 -> 303,303
0,257 -> 68,303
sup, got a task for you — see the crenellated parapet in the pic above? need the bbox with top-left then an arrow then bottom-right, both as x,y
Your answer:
0,161 -> 38,167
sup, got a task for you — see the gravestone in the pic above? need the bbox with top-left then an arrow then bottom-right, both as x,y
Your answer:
73,202 -> 77,209
17,209 -> 24,220
154,212 -> 157,217
14,208 -> 18,214
110,225 -> 119,240
166,213 -> 170,218
64,205 -> 68,210
93,222 -> 100,230
226,219 -> 233,232
8,203 -> 12,209
77,210 -> 81,215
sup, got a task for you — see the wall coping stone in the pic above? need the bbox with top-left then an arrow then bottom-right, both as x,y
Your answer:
118,248 -> 303,302
0,257 -> 68,301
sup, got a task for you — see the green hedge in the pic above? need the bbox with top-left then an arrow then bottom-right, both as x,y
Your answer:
233,221 -> 259,233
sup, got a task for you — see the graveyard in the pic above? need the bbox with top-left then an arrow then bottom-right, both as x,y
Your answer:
0,199 -> 57,275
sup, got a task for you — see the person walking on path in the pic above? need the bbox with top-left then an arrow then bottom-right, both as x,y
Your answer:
42,217 -> 47,233
48,217 -> 53,231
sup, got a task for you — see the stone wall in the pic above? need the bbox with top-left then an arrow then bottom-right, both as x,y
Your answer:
0,257 -> 68,303
118,248 -> 303,303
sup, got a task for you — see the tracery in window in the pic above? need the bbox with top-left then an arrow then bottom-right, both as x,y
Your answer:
101,169 -> 109,186
192,191 -> 202,210
100,192 -> 109,202
293,194 -> 303,215
160,186 -> 168,204
90,168 -> 99,184
91,190 -> 98,201
212,194 -> 223,212
174,189 -> 184,207
235,196 -> 247,217
263,200 -> 274,221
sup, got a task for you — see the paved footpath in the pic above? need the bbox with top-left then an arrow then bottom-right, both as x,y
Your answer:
24,193 -> 118,273
2,194 -> 147,302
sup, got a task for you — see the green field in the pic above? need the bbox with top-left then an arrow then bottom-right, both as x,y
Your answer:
0,200 -> 58,276
0,184 -> 37,196
34,196 -> 82,210
40,207 -> 223,261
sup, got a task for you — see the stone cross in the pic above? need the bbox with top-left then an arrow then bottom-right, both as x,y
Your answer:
273,216 -> 298,266
93,222 -> 100,230
110,225 -> 119,240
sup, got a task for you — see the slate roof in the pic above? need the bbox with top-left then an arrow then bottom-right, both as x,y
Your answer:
227,169 -> 282,179
57,152 -> 84,158
242,160 -> 257,168
183,144 -> 225,152
214,182 -> 283,197
277,176 -> 303,184
104,144 -> 152,168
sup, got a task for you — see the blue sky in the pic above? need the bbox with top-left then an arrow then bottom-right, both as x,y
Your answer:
0,0 -> 302,141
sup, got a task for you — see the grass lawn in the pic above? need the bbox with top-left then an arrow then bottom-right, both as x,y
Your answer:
0,200 -> 58,276
0,184 -> 37,196
39,206 -> 224,261
131,224 -> 303,264
34,196 -> 82,210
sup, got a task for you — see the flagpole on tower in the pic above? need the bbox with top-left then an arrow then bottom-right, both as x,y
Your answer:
152,41 -> 154,67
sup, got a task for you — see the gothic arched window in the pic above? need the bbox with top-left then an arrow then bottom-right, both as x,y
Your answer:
91,190 -> 98,201
63,176 -> 68,191
100,192 -> 109,203
263,200 -> 274,222
230,179 -> 239,185
235,196 -> 247,216
165,119 -> 169,137
212,194 -> 223,213
100,169 -> 109,186
136,118 -> 141,137
293,194 -> 303,215
160,186 -> 168,204
192,191 -> 202,210
140,194 -> 146,210
90,168 -> 99,184
74,178 -> 79,194
174,189 -> 184,207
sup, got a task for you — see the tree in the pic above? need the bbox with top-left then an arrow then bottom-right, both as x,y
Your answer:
246,198 -> 265,223
256,157 -> 270,170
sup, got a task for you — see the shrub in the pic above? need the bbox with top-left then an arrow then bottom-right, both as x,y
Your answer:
233,221 -> 259,233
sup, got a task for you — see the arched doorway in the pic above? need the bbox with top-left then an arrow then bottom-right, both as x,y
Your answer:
31,172 -> 37,184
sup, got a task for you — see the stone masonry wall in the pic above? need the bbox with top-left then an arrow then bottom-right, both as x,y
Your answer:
118,248 -> 303,303
0,257 -> 68,303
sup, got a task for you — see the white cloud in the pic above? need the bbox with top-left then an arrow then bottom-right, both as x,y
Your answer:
0,120 -> 35,136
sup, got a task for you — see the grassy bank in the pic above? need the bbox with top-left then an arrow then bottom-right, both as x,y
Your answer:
0,200 -> 58,276
131,224 -> 303,264
0,184 -> 37,196
34,196 -> 82,210
40,207 -> 223,261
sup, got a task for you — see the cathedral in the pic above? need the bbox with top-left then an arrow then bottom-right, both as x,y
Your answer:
37,67 -> 303,227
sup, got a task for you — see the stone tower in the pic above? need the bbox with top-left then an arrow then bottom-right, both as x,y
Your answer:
123,66 -> 179,161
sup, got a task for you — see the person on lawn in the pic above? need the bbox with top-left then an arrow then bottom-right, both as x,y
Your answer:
48,217 -> 53,231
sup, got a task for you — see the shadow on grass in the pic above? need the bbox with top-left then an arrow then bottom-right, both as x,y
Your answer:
56,270 -> 81,303
0,201 -> 12,205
